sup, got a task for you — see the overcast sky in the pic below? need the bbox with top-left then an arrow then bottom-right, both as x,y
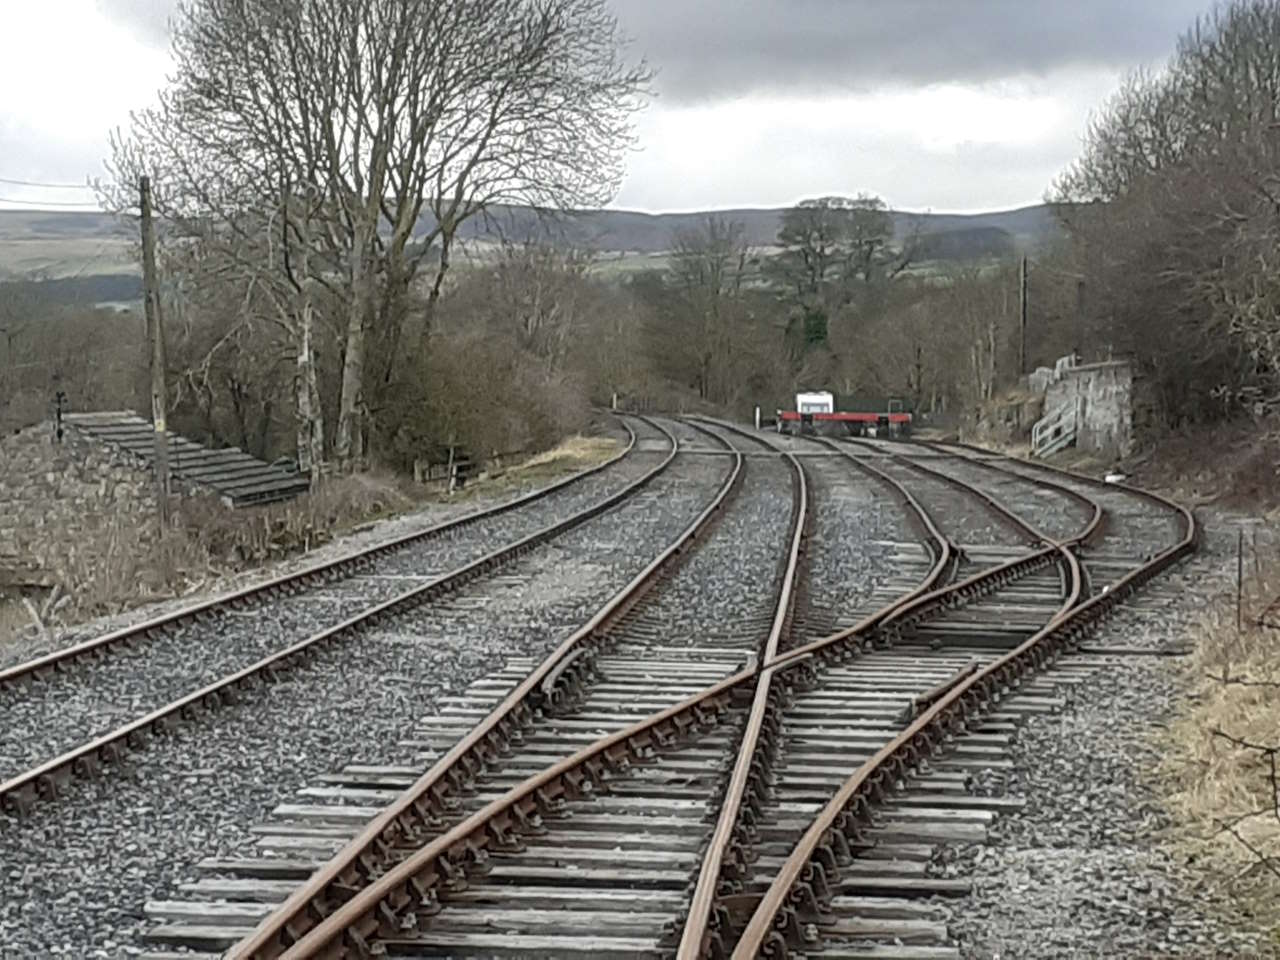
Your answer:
0,0 -> 1211,214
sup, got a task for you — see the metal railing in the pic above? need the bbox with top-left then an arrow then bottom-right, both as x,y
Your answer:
1032,396 -> 1081,457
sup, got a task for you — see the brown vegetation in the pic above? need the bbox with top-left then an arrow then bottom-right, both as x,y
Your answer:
1053,0 -> 1280,427
100,0 -> 650,475
1164,533 -> 1280,921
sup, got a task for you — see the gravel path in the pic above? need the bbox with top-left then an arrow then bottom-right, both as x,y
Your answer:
0,419 -> 673,782
947,511 -> 1278,958
0,446 -> 733,957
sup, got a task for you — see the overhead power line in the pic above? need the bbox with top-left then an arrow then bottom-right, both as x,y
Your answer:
0,196 -> 99,207
0,175 -> 95,189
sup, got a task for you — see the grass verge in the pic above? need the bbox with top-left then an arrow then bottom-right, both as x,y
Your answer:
1162,516 -> 1280,939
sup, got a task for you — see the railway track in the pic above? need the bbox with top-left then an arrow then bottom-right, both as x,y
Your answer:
676,428 -> 1095,956
133,422 -> 1131,958
129,418 -> 774,956
727,440 -> 1194,959
3,419 -> 1196,958
0,416 -> 688,813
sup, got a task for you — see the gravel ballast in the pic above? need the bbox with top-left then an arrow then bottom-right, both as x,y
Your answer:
0,421 -> 674,781
948,510 -> 1278,958
906,447 -> 1098,543
0,443 -> 732,957
854,450 -> 1032,553
969,453 -> 1186,563
0,416 -> 643,669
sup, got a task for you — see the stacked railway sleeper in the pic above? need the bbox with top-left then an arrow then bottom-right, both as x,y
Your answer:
0,418 -> 744,955
726,446 -> 1194,959
130,420 -> 809,956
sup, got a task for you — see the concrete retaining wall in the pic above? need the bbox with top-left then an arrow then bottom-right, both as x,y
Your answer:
1046,361 -> 1133,458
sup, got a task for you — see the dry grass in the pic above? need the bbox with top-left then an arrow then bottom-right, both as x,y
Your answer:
511,435 -> 618,471
1162,522 -> 1280,928
447,434 -> 620,500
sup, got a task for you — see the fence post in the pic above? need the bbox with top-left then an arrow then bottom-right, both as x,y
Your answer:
1237,528 -> 1244,634
140,175 -> 170,526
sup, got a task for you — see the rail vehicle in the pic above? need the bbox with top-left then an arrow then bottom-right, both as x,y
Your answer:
776,390 -> 912,438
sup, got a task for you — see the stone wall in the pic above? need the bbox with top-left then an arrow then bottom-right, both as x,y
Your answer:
0,421 -> 159,583
1045,361 -> 1134,459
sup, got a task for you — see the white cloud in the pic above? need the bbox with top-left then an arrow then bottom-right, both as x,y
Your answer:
0,0 -> 170,208
615,67 -> 1121,212
0,4 -> 1136,215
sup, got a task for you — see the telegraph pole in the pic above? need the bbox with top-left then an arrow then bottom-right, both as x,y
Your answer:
1019,255 -> 1029,376
140,175 -> 170,525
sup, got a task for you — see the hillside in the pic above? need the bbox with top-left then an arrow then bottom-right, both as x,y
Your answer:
0,202 -> 1063,297
426,202 -> 1059,253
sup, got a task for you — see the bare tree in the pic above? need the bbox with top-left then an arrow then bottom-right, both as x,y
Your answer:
668,217 -> 752,404
105,0 -> 650,470
768,194 -> 915,360
1053,0 -> 1280,422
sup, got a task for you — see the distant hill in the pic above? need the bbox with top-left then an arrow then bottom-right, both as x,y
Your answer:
912,225 -> 1018,262
0,202 -> 1063,296
438,202 -> 1061,254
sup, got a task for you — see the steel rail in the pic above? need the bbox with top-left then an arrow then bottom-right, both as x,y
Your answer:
0,418 -> 648,691
226,419 -> 747,959
731,486 -> 1194,959
768,433 -> 1099,669
922,438 -> 1196,546
677,423 -> 808,959
0,417 -> 682,815
842,435 -> 1104,550
264,425 -> 1106,960
678,428 -> 1094,956
273,532 -> 1086,960
275,668 -> 757,960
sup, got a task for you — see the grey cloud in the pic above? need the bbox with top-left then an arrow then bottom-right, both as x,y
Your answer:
98,0 -> 1212,97
613,0 -> 1211,100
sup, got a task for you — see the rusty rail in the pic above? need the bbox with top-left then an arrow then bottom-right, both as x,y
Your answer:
226,419 -> 746,959
0,417 -> 681,815
844,435 -> 1104,550
678,427 -> 1092,955
0,417 -> 647,691
731,458 -> 1194,959
234,427 -> 1109,959
678,424 -> 808,959
276,669 -> 757,959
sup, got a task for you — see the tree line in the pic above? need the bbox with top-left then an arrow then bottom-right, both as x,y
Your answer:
8,0 -> 1275,463
1051,0 -> 1280,425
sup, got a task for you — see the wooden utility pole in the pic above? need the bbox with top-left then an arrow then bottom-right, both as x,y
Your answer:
1019,255 -> 1029,376
139,175 -> 170,525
